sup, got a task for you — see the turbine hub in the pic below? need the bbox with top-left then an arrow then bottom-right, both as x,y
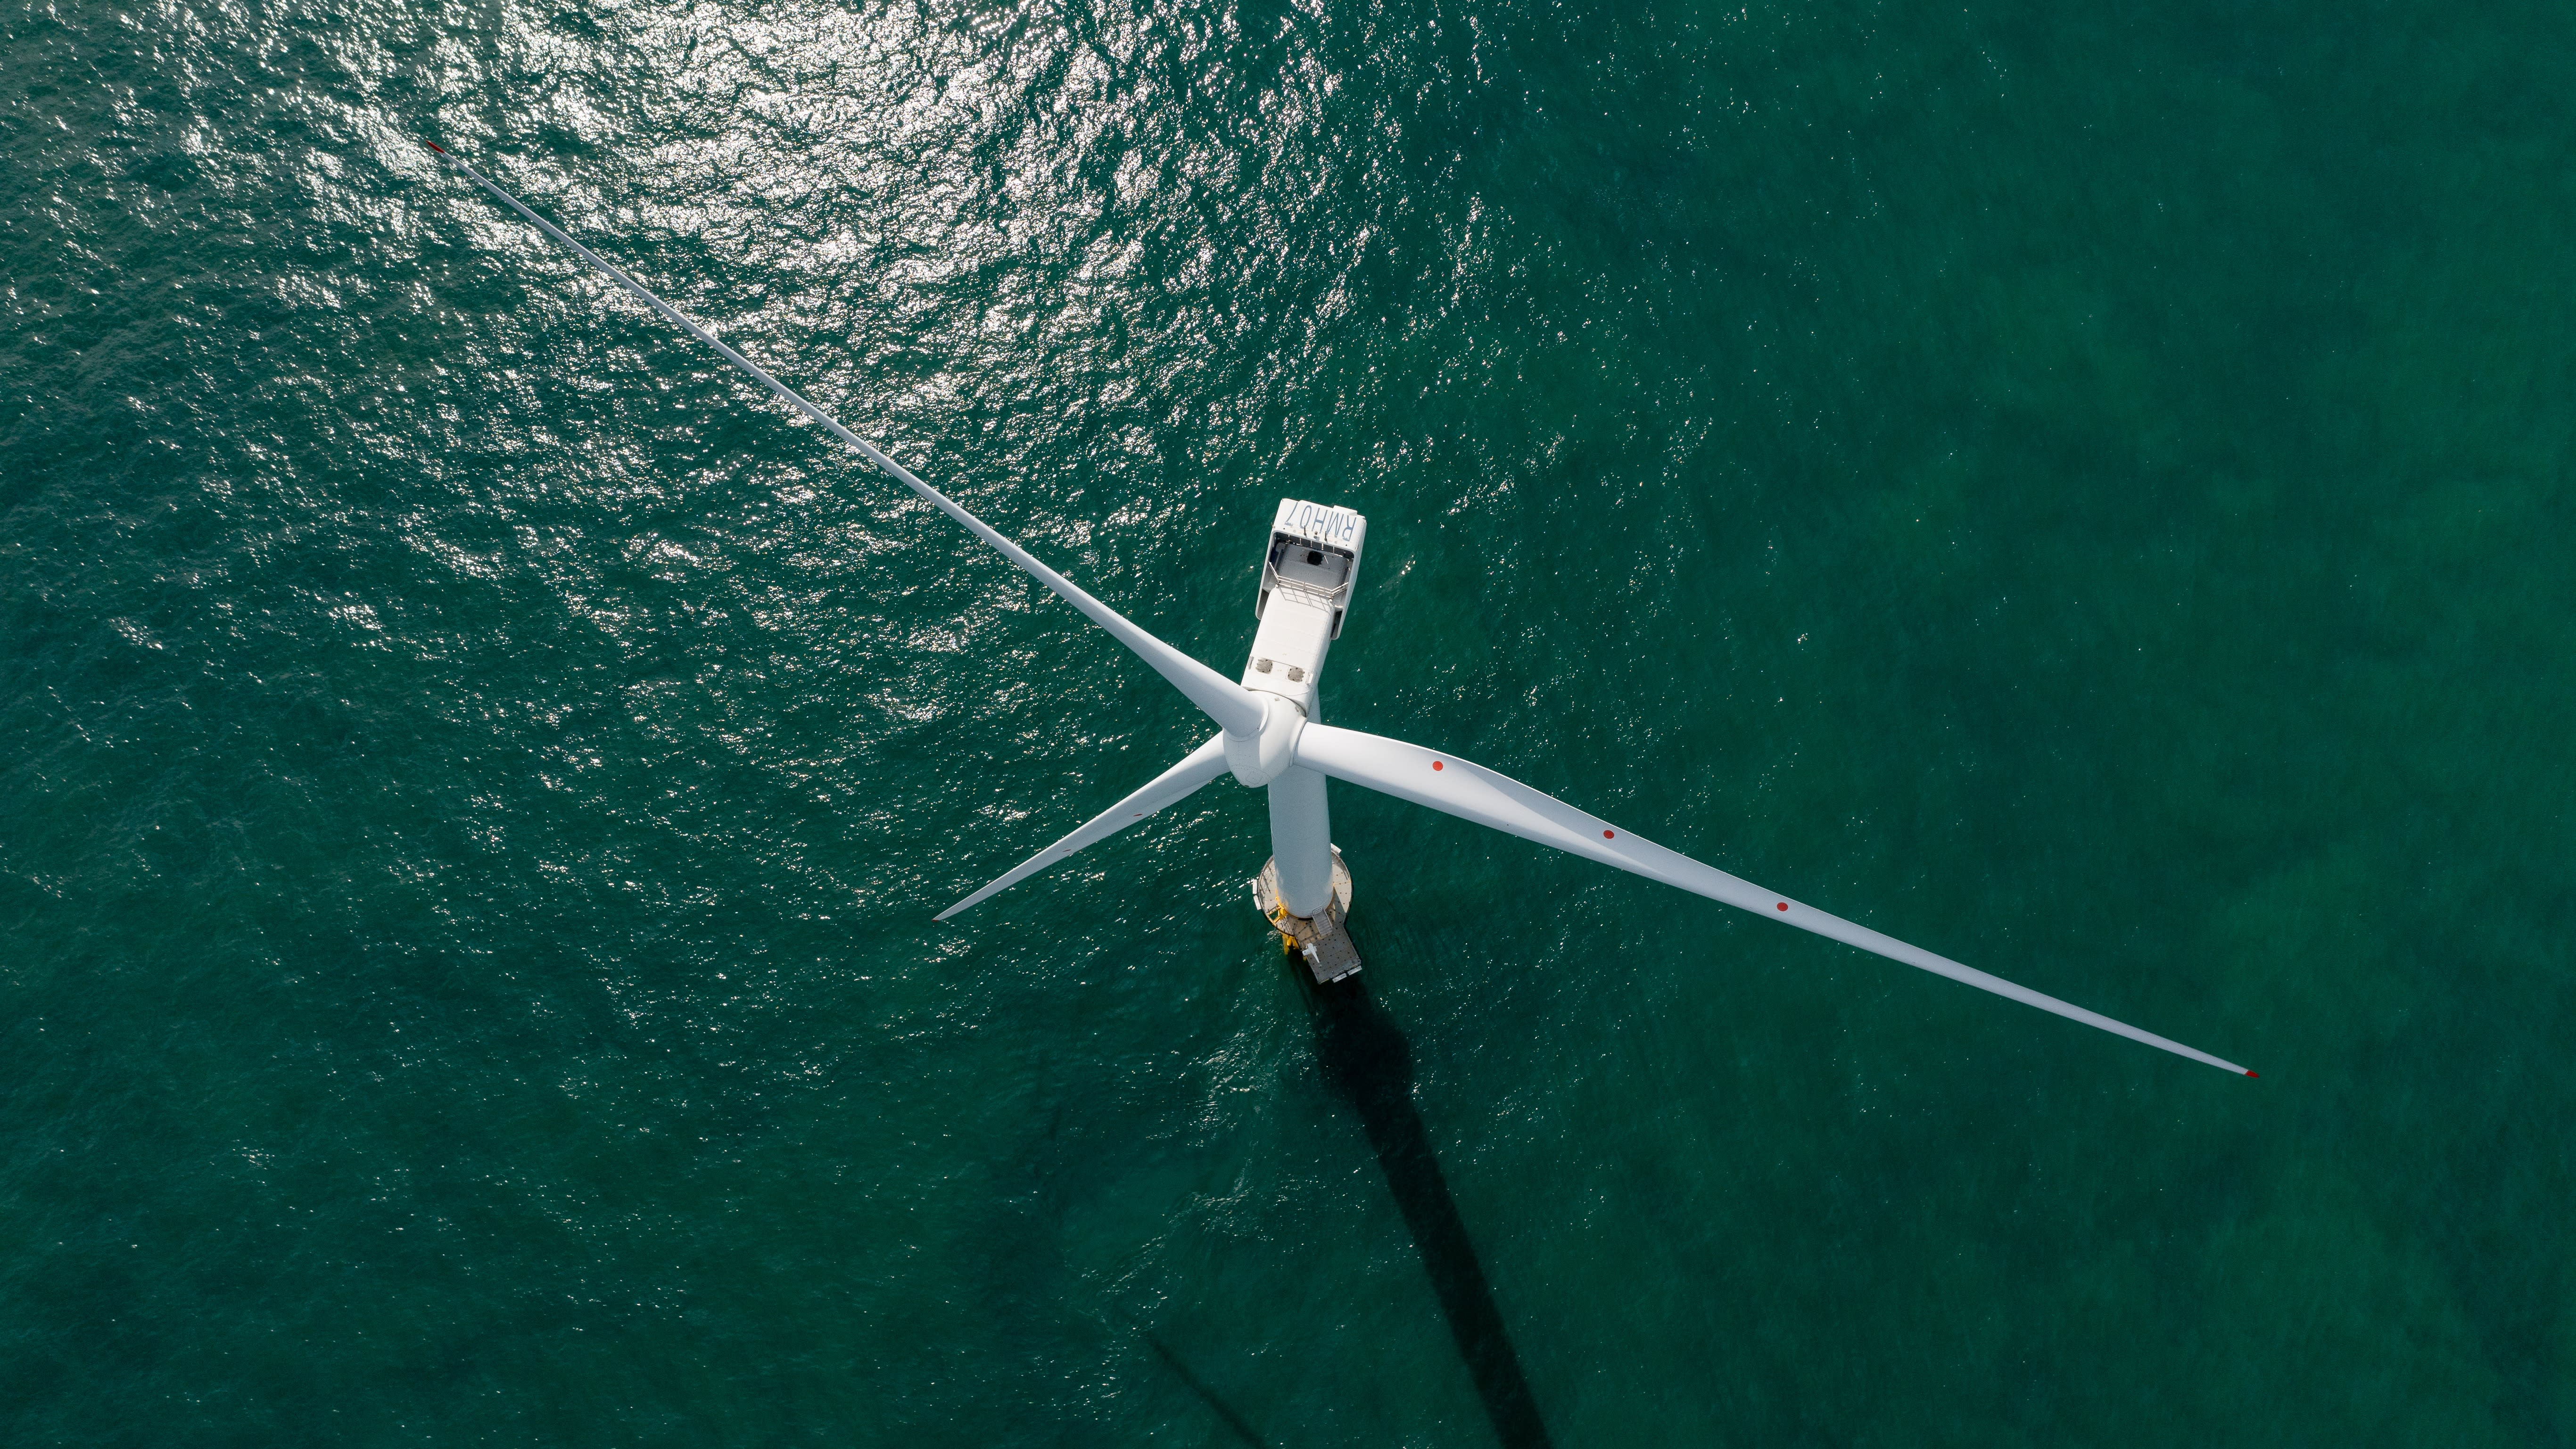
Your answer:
1225,694 -> 1304,787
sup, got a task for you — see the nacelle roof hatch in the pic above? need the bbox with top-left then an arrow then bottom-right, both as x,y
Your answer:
1257,498 -> 1367,638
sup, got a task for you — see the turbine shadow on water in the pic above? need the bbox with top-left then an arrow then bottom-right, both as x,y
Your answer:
1305,974 -> 1554,1449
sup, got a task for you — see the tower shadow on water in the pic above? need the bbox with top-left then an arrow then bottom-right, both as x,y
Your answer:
1305,973 -> 1554,1449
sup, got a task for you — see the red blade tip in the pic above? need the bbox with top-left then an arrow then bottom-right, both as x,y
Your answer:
2244,1070 -> 2258,1078
426,141 -> 446,154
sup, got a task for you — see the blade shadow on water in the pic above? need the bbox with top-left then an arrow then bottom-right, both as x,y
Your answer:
1306,974 -> 1555,1449
1142,1332 -> 1270,1449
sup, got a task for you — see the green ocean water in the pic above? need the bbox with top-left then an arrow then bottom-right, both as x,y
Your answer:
6,0 -> 2574,1440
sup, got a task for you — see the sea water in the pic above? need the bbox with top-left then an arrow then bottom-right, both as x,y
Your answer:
5,0 -> 2572,1442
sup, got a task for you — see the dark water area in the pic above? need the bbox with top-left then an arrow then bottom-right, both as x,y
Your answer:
1312,976 -> 1551,1449
7,0 -> 2576,1441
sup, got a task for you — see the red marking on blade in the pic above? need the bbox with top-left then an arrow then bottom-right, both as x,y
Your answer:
2245,1070 -> 2259,1077
1776,902 -> 1788,911
1603,829 -> 1615,838
1431,760 -> 1443,770
426,141 -> 446,153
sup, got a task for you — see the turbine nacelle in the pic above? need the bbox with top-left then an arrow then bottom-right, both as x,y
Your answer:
1226,498 -> 1365,788
1240,499 -> 1366,719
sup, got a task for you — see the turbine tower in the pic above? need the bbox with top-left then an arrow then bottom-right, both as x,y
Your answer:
431,143 -> 2252,1077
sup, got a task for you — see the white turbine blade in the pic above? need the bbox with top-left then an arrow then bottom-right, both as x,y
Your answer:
937,733 -> 1232,920
426,142 -> 1266,740
1295,723 -> 2251,1076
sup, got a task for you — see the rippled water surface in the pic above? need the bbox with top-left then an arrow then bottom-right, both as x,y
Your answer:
7,0 -> 2574,1442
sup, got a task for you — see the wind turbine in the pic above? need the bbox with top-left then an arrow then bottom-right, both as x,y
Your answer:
430,143 -> 2253,1077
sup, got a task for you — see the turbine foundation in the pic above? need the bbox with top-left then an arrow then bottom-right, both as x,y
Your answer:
1253,847 -> 1359,984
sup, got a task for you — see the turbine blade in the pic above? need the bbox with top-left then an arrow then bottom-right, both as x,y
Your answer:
937,733 -> 1232,920
427,143 -> 1266,740
1294,723 -> 2250,1076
